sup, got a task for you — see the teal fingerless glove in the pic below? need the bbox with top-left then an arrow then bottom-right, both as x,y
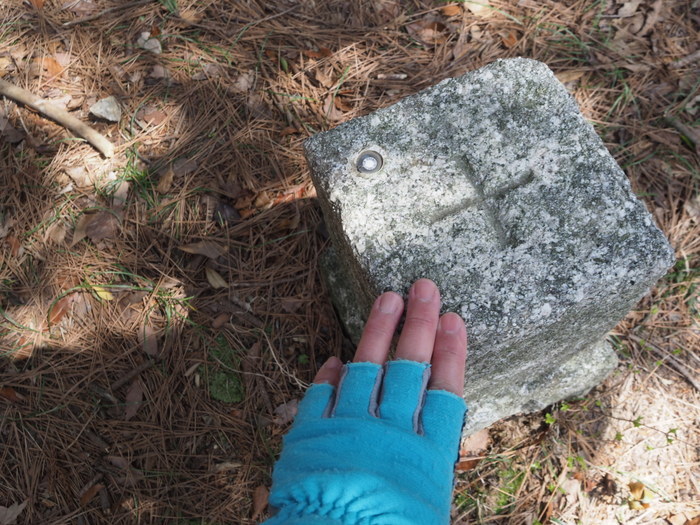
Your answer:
262,360 -> 467,525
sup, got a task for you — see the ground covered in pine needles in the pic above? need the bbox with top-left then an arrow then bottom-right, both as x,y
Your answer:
0,1 -> 698,524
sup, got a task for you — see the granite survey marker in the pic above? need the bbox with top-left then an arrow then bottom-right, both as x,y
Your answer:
305,58 -> 675,435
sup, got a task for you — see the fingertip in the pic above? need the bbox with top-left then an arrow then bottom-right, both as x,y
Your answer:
429,313 -> 468,395
313,356 -> 343,386
375,291 -> 404,314
353,292 -> 404,364
409,278 -> 440,303
438,312 -> 467,338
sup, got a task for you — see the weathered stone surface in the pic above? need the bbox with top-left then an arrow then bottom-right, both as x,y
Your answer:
89,96 -> 121,122
305,58 -> 675,435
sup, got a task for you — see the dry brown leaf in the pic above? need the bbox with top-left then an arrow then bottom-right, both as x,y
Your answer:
406,20 -> 449,46
254,191 -> 272,209
5,235 -> 21,257
149,64 -> 171,80
280,297 -> 303,313
555,70 -> 585,84
85,211 -> 120,242
139,324 -> 158,356
322,94 -> 345,122
205,267 -> 228,289
684,195 -> 700,221
279,126 -> 299,137
64,166 -> 94,187
666,514 -> 691,525
628,481 -> 644,499
71,213 -> 100,245
251,486 -> 269,520
0,387 -> 24,403
79,483 -> 103,507
54,52 -> 71,67
465,0 -> 491,17
618,0 -> 642,17
451,32 -> 470,61
61,0 -> 97,15
156,165 -> 174,194
0,500 -> 28,525
211,313 -> 229,329
501,31 -> 518,49
48,294 -> 76,326
376,0 -> 401,22
137,105 -> 168,126
33,57 -> 63,78
0,56 -> 12,77
124,380 -> 144,420
314,67 -> 334,89
233,190 -> 255,211
333,96 -> 353,112
441,4 -> 461,16
460,428 -> 490,455
274,185 -> 306,205
112,180 -> 130,209
456,457 -> 481,471
44,57 -> 63,77
172,158 -> 198,177
246,92 -> 270,119
179,241 -> 226,259
303,47 -> 332,59
456,428 -> 490,471
0,116 -> 24,144
28,0 -> 44,10
179,8 -> 203,23
638,0 -> 663,36
231,71 -> 255,92
628,481 -> 653,510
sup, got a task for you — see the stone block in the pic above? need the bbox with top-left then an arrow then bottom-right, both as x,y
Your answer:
305,58 -> 675,435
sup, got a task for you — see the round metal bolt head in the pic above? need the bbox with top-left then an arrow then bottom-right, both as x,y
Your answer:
356,150 -> 383,174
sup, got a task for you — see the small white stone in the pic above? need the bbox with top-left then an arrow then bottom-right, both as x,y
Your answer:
89,96 -> 121,122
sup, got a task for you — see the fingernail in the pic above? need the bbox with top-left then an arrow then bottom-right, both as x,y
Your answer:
439,314 -> 462,334
378,292 -> 401,314
412,279 -> 436,302
325,356 -> 343,369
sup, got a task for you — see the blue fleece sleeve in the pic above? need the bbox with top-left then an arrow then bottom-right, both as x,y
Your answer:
262,360 -> 467,525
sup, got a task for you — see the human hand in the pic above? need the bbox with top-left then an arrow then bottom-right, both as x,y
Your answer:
314,278 -> 467,393
263,279 -> 468,525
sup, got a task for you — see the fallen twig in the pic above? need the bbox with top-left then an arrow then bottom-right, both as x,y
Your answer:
0,78 -> 115,157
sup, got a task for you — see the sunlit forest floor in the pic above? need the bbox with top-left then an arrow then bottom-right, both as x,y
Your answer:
0,1 -> 698,523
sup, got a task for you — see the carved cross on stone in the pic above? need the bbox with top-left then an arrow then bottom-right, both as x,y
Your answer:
430,157 -> 535,249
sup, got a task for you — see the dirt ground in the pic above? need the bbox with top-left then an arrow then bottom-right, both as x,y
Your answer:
0,0 -> 698,524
